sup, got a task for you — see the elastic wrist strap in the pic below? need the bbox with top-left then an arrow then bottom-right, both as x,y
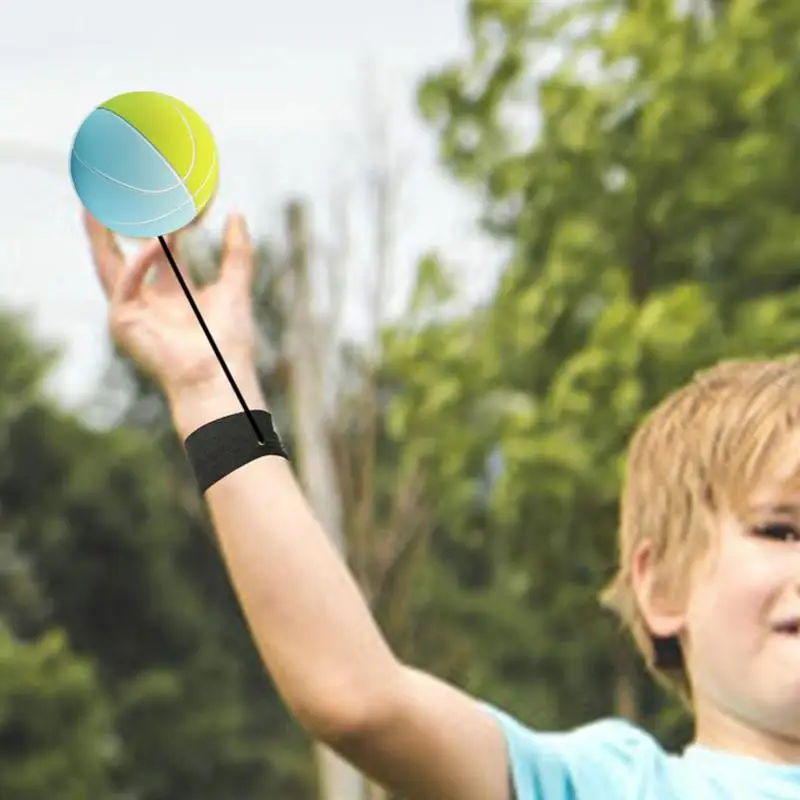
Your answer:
184,410 -> 289,493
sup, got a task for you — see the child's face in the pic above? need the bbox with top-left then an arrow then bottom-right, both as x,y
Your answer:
682,482 -> 800,755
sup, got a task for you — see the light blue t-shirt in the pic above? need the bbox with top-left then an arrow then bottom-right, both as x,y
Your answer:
485,706 -> 800,799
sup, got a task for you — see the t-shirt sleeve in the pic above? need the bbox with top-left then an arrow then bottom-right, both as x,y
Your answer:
481,703 -> 658,800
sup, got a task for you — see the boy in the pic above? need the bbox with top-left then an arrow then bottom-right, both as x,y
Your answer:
85,211 -> 800,798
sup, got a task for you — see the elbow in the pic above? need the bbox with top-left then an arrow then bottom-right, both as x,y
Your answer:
290,671 -> 403,748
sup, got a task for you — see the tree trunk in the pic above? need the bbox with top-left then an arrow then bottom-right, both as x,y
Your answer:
284,200 -> 368,800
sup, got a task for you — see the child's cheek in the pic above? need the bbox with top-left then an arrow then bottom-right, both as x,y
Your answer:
712,541 -> 787,636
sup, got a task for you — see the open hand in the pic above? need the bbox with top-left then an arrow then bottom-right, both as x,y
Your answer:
86,210 -> 258,403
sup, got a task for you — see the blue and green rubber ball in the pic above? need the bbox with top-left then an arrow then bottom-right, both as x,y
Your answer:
70,91 -> 219,238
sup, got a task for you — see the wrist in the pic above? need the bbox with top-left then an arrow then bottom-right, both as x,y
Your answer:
167,371 -> 268,439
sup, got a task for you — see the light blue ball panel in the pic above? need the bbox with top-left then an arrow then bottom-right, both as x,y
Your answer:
72,108 -> 183,191
70,108 -> 197,238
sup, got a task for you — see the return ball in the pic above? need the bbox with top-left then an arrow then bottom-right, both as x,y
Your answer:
70,91 -> 219,238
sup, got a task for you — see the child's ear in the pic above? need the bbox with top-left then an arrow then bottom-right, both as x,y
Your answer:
629,539 -> 686,639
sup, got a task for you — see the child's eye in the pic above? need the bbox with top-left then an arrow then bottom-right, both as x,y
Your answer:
754,523 -> 800,542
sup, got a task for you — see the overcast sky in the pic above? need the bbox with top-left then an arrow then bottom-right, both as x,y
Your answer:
0,0 -> 502,416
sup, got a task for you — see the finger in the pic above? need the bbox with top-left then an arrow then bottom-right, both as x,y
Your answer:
112,238 -> 164,306
220,214 -> 253,288
84,210 -> 123,298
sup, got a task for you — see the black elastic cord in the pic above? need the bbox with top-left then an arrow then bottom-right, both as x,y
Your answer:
184,410 -> 288,493
158,236 -> 265,443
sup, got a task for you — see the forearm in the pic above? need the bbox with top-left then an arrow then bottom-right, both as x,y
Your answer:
168,370 -> 400,739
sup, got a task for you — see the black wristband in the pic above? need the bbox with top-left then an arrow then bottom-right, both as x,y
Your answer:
184,410 -> 289,493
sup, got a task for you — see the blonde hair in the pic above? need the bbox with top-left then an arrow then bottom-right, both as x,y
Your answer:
601,355 -> 800,701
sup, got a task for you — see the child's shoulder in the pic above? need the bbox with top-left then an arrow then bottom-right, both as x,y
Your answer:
560,714 -> 662,759
484,704 -> 703,799
483,704 -> 665,797
483,704 -> 800,799
488,704 -> 659,756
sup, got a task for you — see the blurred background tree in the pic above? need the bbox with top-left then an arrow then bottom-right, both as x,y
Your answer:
407,0 -> 800,746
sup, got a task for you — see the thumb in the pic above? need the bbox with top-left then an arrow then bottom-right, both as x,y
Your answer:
221,213 -> 253,288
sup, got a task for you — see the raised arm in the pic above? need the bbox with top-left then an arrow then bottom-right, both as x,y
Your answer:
86,212 -> 511,800
168,375 -> 509,798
